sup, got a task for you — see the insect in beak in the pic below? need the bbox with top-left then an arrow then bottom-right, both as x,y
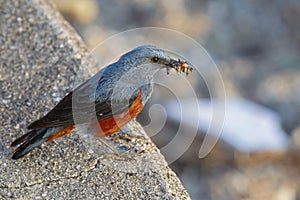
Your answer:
165,58 -> 193,76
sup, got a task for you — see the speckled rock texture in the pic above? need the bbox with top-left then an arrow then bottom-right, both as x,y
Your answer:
0,0 -> 190,199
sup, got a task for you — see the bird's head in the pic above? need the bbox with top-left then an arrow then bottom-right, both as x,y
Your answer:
119,45 -> 193,76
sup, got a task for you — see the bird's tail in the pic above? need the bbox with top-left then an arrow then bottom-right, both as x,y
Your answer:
11,128 -> 50,160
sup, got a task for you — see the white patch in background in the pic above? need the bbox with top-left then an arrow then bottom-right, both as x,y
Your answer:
165,98 -> 289,153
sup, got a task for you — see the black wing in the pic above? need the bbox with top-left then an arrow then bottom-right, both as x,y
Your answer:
28,78 -> 140,129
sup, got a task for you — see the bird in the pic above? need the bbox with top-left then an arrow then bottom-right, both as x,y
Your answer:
11,45 -> 193,159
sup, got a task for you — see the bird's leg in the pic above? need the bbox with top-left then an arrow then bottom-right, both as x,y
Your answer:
83,121 -> 119,155
118,126 -> 129,135
97,138 -> 120,155
118,124 -> 144,139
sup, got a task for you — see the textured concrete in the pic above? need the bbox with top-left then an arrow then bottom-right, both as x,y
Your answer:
0,0 -> 190,199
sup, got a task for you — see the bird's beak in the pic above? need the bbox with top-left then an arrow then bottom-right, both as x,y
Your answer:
163,51 -> 193,76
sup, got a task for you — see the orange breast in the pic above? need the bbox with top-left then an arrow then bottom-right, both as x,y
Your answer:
96,90 -> 144,136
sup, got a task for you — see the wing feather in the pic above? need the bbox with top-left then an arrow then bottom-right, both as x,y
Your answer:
28,74 -> 139,129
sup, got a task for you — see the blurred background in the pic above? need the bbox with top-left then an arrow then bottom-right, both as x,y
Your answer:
53,0 -> 300,199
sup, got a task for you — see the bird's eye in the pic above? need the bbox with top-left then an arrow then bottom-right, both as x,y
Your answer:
151,57 -> 159,63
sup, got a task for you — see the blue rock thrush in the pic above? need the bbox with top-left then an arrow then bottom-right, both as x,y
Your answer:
11,45 -> 193,159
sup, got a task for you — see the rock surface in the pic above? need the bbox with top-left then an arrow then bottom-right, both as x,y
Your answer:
0,0 -> 190,199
